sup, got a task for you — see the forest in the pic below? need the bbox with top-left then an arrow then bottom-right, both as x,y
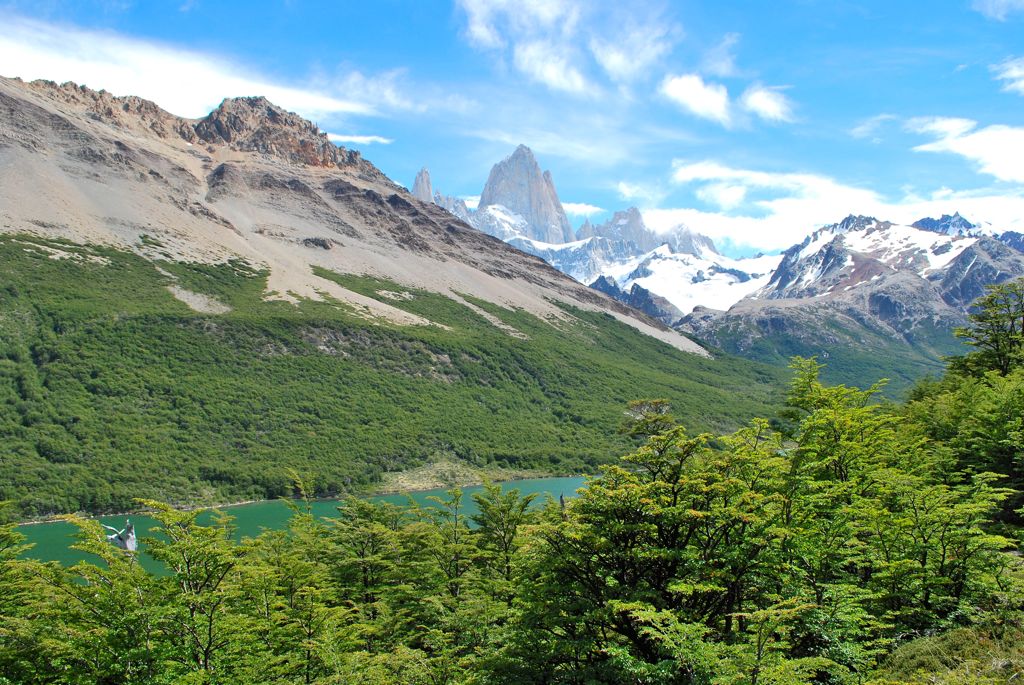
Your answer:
0,279 -> 1021,684
0,235 -> 781,518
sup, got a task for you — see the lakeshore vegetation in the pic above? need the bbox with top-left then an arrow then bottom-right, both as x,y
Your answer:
0,278 -> 1022,683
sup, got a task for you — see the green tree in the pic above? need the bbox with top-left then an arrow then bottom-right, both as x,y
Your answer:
952,278 -> 1024,376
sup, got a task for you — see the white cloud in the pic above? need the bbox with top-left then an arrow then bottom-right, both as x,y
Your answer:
696,183 -> 747,210
513,40 -> 592,94
702,33 -> 741,78
908,116 -> 1024,183
850,113 -> 897,141
992,56 -> 1024,94
740,84 -> 794,123
972,0 -> 1024,20
562,201 -> 605,217
589,21 -> 675,83
0,13 -> 376,120
458,0 -> 580,48
456,0 -> 593,94
660,74 -> 730,125
646,158 -> 1024,253
326,133 -> 393,145
617,181 -> 669,205
457,0 -> 681,96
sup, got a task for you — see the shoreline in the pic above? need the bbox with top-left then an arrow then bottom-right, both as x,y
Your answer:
15,471 -> 588,528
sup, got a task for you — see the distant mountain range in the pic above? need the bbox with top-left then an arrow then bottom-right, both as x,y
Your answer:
417,147 -> 780,324
418,149 -> 1024,390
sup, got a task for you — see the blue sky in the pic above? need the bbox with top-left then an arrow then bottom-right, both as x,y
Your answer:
1,0 -> 1023,255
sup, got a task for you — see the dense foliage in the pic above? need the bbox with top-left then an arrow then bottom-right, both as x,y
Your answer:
0,235 -> 783,518
2,331 -> 1022,683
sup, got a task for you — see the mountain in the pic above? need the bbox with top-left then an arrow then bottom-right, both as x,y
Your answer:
679,214 -> 1024,391
411,166 -> 433,203
590,276 -> 684,323
0,76 -> 790,517
911,211 -> 977,236
477,144 -> 575,244
417,158 -> 774,324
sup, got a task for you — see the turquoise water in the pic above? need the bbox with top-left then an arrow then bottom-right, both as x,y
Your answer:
17,476 -> 588,569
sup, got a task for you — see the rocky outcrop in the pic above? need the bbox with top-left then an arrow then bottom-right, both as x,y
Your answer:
412,167 -> 433,203
589,207 -> 661,253
193,96 -> 344,167
478,145 -> 574,244
591,275 -> 684,324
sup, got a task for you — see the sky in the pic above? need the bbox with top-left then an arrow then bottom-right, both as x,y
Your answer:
1,0 -> 1023,256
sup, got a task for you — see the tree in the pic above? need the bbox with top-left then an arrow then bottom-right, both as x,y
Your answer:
953,278 -> 1024,376
471,481 -> 536,599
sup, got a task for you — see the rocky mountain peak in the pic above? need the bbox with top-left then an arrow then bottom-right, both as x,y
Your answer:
478,144 -> 574,244
667,225 -> 720,257
412,167 -> 433,203
589,207 -> 661,253
193,96 -> 343,167
576,218 -> 595,240
828,214 -> 880,233
912,212 -> 977,236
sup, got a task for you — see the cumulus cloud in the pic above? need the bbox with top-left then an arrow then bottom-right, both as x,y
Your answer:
0,13 -> 375,120
908,116 -> 1024,183
562,201 -> 605,217
660,74 -> 730,125
740,84 -> 794,123
326,133 -> 393,145
972,0 -> 1024,20
702,33 -> 741,78
992,56 -> 1024,94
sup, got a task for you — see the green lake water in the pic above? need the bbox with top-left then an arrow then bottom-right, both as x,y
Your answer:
17,476 -> 588,570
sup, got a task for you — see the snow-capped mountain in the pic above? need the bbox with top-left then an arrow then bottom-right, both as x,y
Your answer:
911,212 -> 979,236
680,213 -> 1024,389
412,154 -> 774,323
758,215 -> 979,300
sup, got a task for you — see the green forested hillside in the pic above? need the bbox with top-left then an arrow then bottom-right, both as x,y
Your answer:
0,234 -> 784,518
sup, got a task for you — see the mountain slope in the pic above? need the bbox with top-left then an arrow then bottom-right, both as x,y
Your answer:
0,77 -> 787,517
0,76 -> 699,355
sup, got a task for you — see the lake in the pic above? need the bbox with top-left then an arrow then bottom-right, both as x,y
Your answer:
17,476 -> 588,569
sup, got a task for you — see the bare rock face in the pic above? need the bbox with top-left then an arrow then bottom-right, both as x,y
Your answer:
589,208 -> 661,253
193,96 -> 342,167
478,145 -> 574,244
412,167 -> 433,203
